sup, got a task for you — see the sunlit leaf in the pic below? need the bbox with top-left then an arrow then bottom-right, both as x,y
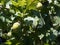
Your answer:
5,40 -> 12,45
18,0 -> 26,7
11,0 -> 19,7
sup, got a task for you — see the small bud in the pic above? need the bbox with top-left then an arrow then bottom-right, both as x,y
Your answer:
36,2 -> 42,9
11,22 -> 20,30
7,31 -> 12,37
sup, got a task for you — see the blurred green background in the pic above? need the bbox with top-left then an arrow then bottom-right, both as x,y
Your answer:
0,0 -> 60,45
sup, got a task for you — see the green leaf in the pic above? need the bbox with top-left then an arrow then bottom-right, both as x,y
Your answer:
5,40 -> 12,45
28,4 -> 36,10
18,0 -> 26,7
44,43 -> 49,45
54,16 -> 60,24
26,0 -> 34,6
11,0 -> 19,7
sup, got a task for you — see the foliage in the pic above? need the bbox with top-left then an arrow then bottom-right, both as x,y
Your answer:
0,0 -> 60,45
